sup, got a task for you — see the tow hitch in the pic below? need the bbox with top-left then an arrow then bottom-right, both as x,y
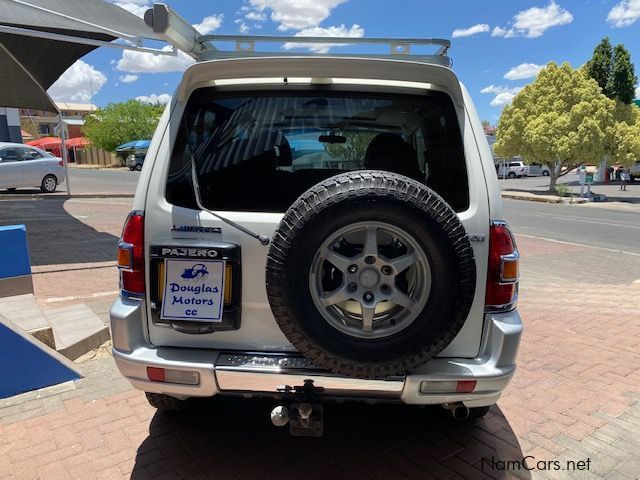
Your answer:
270,402 -> 324,437
270,380 -> 325,436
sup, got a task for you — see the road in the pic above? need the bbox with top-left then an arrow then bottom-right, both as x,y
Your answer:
2,168 -> 638,254
502,198 -> 640,255
64,167 -> 141,194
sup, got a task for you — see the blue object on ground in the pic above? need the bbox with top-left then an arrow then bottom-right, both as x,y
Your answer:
0,225 -> 31,279
0,319 -> 81,398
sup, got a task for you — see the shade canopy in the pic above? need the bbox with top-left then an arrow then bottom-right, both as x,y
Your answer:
26,136 -> 61,147
0,0 -> 160,112
116,139 -> 151,151
65,137 -> 91,148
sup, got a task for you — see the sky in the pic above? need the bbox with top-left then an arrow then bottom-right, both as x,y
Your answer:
47,0 -> 640,123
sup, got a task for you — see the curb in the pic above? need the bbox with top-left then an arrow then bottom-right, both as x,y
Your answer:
0,193 -> 134,200
500,191 -> 591,204
501,192 -> 561,203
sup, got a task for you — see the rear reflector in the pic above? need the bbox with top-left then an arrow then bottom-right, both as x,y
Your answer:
146,367 -> 165,382
455,380 -> 477,393
146,367 -> 200,385
419,380 -> 478,394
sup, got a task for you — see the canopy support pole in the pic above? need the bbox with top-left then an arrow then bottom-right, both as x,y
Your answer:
57,114 -> 71,197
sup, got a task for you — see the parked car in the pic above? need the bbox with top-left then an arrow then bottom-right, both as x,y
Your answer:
629,162 -> 640,180
0,142 -> 65,193
526,163 -> 550,176
126,152 -> 145,171
111,28 -> 522,435
496,160 -> 528,178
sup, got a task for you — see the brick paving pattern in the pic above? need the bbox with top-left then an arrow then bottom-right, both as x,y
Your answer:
1,199 -> 640,479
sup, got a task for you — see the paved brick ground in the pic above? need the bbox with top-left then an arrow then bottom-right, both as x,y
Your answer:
1,201 -> 639,479
0,197 -> 131,321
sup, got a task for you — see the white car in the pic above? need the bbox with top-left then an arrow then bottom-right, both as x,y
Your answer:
496,160 -> 528,178
526,163 -> 550,176
110,15 -> 522,435
0,142 -> 65,193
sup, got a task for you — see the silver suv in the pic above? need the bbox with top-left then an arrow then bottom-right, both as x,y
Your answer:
111,8 -> 522,435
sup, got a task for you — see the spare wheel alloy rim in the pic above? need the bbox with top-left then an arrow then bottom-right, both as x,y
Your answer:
309,221 -> 432,340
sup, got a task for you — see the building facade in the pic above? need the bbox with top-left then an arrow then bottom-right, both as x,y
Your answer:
0,107 -> 22,143
19,102 -> 97,140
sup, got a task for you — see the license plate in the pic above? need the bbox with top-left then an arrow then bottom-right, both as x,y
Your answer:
160,259 -> 226,322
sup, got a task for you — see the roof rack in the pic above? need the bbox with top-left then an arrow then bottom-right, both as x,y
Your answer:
144,4 -> 452,68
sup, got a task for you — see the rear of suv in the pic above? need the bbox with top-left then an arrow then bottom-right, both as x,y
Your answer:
110,28 -> 522,435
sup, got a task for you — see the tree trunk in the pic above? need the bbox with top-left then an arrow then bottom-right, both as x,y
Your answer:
548,164 -> 560,192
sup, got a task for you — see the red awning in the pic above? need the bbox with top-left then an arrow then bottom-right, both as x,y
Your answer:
26,136 -> 62,147
65,137 -> 90,148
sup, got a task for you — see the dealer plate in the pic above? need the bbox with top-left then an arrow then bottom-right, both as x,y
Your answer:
160,259 -> 225,322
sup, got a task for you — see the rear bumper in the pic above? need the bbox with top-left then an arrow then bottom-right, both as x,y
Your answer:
110,299 -> 522,407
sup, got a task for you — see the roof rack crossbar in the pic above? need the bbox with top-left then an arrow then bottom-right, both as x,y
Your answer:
196,34 -> 451,67
199,34 -> 450,50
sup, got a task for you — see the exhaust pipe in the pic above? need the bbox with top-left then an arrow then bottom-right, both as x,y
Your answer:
448,402 -> 470,421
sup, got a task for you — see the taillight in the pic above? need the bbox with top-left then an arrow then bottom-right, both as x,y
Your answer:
117,211 -> 145,298
485,221 -> 519,311
58,160 -> 64,166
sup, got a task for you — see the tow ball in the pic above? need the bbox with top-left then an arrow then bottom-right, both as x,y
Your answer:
270,402 -> 324,437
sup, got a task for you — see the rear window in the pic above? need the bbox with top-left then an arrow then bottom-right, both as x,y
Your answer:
166,89 -> 469,212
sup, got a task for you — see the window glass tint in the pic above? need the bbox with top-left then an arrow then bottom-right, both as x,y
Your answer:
0,148 -> 18,161
167,89 -> 468,212
18,148 -> 42,161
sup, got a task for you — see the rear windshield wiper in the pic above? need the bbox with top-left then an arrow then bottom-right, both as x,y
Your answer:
188,153 -> 270,246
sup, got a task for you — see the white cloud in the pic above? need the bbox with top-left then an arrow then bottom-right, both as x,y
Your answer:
493,1 -> 573,38
283,24 -> 364,53
636,85 -> 640,98
48,60 -> 107,103
119,74 -> 138,84
117,45 -> 195,73
136,93 -> 171,104
480,85 -> 523,107
245,0 -> 347,31
607,0 -> 640,27
504,63 -> 543,80
112,0 -> 150,18
452,24 -> 490,38
245,10 -> 267,22
491,26 -> 512,37
193,14 -> 224,34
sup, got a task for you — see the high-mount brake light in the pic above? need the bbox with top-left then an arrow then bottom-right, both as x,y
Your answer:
117,211 -> 145,299
485,221 -> 519,311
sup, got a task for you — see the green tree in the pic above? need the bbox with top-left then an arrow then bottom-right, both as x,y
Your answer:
612,44 -> 638,104
82,100 -> 164,152
586,38 -> 637,104
481,120 -> 492,129
325,131 -> 377,165
586,37 -> 614,98
494,62 -> 638,191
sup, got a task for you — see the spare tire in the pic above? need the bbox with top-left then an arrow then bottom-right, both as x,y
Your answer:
266,171 -> 476,378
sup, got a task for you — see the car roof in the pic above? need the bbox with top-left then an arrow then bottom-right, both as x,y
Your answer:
0,142 -> 34,148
